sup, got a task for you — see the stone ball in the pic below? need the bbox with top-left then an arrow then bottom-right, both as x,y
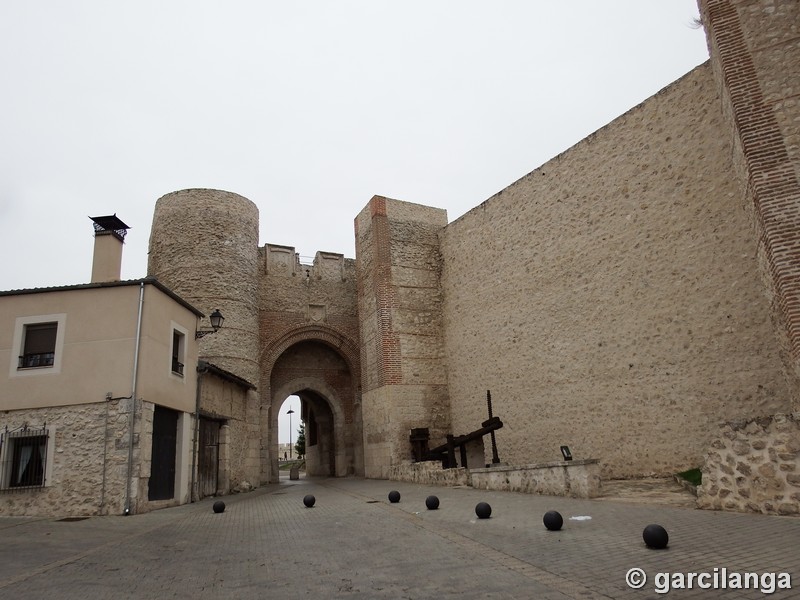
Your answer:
388,490 -> 401,503
303,494 -> 316,508
543,510 -> 563,531
425,495 -> 440,510
475,502 -> 492,519
643,524 -> 669,549
212,500 -> 225,514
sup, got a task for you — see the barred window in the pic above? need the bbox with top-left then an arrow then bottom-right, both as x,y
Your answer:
0,426 -> 49,490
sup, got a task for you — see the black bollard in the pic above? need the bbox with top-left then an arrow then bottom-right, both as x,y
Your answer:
388,490 -> 401,503
213,500 -> 225,514
475,502 -> 492,519
425,495 -> 440,510
303,494 -> 316,508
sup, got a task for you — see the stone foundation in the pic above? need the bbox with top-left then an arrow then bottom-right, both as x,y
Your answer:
0,400 -> 140,517
697,413 -> 800,516
388,461 -> 470,487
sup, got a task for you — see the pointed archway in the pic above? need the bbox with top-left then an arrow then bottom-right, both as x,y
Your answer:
273,378 -> 346,477
262,325 -> 362,483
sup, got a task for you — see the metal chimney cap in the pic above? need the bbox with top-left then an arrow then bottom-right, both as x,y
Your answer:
90,214 -> 130,242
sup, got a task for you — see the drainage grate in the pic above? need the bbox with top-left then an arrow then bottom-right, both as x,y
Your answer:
56,517 -> 89,522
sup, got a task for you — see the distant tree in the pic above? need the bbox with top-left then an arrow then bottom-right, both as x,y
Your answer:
295,422 -> 306,459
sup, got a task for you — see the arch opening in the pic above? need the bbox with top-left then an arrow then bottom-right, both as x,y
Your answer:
296,389 -> 335,476
277,395 -> 301,462
268,340 -> 363,481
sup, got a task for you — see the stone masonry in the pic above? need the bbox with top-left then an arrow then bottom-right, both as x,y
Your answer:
258,245 -> 362,481
355,197 -> 451,478
440,61 -> 790,478
698,413 -> 800,515
700,0 -> 800,398
197,365 -> 260,494
0,399 -> 141,517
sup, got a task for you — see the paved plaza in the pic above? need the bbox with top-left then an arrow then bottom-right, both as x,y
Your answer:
0,476 -> 797,599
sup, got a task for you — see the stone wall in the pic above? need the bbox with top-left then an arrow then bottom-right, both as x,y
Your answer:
0,391 -> 260,517
470,460 -> 601,499
148,189 -> 262,386
259,246 -> 362,481
388,461 -> 470,487
0,399 -> 139,517
387,459 -> 600,498
697,413 -> 800,515
438,62 -> 792,479
260,246 -> 359,338
355,197 -> 452,478
199,368 -> 260,493
699,0 -> 800,400
148,192 -> 365,487
149,189 -> 267,486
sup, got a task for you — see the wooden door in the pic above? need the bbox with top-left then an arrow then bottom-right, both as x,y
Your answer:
198,418 -> 220,498
149,406 -> 178,501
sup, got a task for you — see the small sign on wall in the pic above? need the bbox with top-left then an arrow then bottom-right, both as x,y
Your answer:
560,445 -> 573,461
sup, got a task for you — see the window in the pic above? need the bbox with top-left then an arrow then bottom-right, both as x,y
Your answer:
10,314 -> 66,378
18,322 -> 57,369
168,321 -> 190,380
171,329 -> 185,376
0,426 -> 49,490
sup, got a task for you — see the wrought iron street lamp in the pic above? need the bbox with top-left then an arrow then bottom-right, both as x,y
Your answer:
195,309 -> 225,339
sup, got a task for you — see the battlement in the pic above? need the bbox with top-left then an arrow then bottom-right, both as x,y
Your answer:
261,244 -> 350,281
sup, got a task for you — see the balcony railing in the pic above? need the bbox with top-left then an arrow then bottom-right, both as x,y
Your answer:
18,353 -> 55,369
171,358 -> 184,376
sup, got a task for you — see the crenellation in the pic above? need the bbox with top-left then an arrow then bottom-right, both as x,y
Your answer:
263,244 -> 298,276
312,251 -> 346,281
262,245 -> 351,284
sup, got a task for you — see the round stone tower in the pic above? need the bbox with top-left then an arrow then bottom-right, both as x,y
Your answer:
148,189 -> 260,385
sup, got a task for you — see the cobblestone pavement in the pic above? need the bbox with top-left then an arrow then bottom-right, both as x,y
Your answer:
0,477 -> 797,599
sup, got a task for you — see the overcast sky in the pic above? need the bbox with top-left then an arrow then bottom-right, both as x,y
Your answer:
278,395 -> 301,446
1,1 -> 709,295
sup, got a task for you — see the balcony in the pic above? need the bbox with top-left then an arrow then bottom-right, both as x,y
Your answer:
18,353 -> 55,369
171,357 -> 184,376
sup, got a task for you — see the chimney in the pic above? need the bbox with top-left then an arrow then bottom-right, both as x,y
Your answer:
89,215 -> 130,283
